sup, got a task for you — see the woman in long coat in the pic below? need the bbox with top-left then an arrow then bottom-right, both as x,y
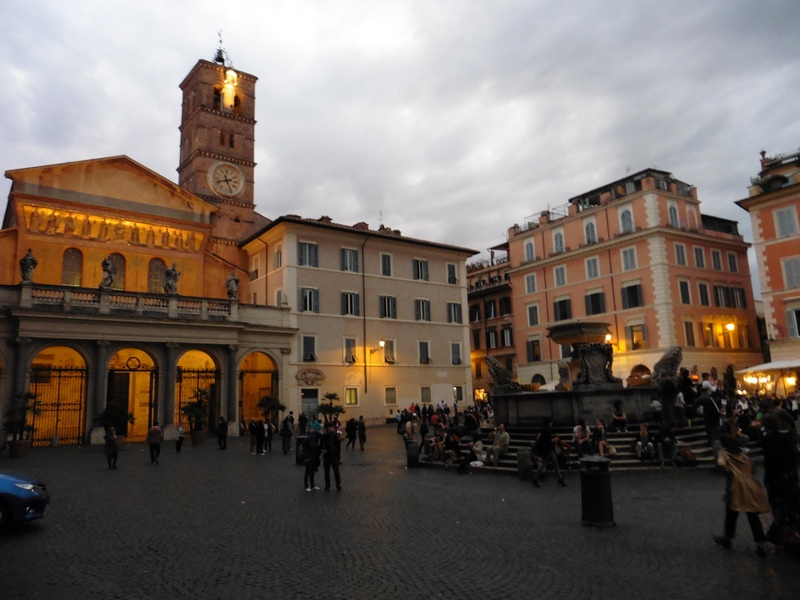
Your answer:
713,434 -> 770,557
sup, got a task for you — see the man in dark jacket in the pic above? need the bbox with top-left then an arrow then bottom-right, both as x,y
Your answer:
320,422 -> 342,491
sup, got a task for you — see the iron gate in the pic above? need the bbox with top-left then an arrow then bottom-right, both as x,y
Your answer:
175,368 -> 218,432
29,366 -> 87,446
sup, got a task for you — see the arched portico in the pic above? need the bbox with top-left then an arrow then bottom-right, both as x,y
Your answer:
238,351 -> 279,426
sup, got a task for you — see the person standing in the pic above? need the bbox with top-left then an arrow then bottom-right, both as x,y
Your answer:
303,423 -> 322,492
761,414 -> 800,551
256,420 -> 266,455
320,422 -> 342,491
265,418 -> 274,452
248,418 -> 258,454
659,372 -> 679,427
147,421 -> 163,465
532,420 -> 566,487
176,423 -> 185,453
713,434 -> 769,557
345,418 -> 357,449
217,416 -> 228,450
103,425 -> 118,470
280,420 -> 293,455
357,416 -> 367,451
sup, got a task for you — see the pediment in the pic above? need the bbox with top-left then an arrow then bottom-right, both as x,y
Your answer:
5,155 -> 217,224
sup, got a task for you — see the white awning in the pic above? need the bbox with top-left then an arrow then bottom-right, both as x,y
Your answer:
736,360 -> 800,374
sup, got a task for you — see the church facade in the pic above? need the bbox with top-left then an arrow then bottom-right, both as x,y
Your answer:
0,52 -> 475,445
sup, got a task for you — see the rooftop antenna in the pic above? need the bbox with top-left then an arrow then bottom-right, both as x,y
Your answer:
379,210 -> 383,227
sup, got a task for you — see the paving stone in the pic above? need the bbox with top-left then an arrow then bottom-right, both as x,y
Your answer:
0,427 -> 798,599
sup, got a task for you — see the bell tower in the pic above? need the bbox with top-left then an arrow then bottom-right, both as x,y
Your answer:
178,41 -> 265,241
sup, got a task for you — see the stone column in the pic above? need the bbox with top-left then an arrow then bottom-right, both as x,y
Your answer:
13,337 -> 32,397
163,342 -> 179,427
226,345 -> 238,422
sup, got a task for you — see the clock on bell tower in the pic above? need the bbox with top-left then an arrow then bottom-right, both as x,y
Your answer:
177,45 -> 258,208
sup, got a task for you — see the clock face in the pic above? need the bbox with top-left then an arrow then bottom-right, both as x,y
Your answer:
208,162 -> 245,197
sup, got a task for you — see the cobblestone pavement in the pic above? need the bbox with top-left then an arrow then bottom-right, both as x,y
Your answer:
1,426 -> 798,600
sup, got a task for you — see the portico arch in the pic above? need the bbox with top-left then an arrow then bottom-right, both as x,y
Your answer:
28,345 -> 88,446
238,351 -> 278,426
175,349 -> 219,432
106,348 -> 158,438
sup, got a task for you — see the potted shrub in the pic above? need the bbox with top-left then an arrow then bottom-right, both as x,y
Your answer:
257,395 -> 286,429
180,388 -> 210,445
93,403 -> 135,447
3,392 -> 40,458
318,391 -> 345,425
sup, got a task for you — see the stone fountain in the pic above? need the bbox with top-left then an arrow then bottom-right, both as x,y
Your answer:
489,320 -> 659,427
546,321 -> 622,390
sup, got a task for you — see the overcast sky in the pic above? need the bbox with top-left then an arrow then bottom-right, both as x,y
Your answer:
3,1 -> 800,296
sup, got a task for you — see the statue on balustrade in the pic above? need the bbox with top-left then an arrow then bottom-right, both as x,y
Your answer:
19,249 -> 38,282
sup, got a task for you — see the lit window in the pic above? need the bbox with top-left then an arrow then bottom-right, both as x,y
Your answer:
345,388 -> 358,406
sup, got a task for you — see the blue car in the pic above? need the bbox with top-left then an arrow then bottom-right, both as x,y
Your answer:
0,469 -> 50,527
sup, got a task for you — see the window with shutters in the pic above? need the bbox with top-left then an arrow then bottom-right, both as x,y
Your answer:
727,252 -> 738,273
501,328 -> 513,347
525,242 -> 535,262
621,284 -> 643,309
412,259 -> 429,281
675,244 -> 686,266
525,273 -> 537,294
340,248 -> 359,272
345,388 -> 358,406
620,208 -> 633,234
472,329 -> 481,350
487,329 -> 498,349
714,285 -> 730,308
786,308 -> 800,338
447,263 -> 458,284
415,299 -> 431,321
775,207 -> 799,238
485,300 -> 496,319
586,257 -> 600,280
684,322 -> 696,347
341,291 -> 360,316
527,303 -> 539,326
451,342 -> 462,364
470,304 -> 481,322
344,338 -> 358,364
419,341 -> 431,364
302,336 -> 317,362
668,204 -> 679,228
621,247 -> 637,271
447,302 -> 463,323
625,324 -> 647,350
679,280 -> 691,305
383,339 -> 396,364
732,288 -> 747,309
298,241 -> 319,267
300,287 -> 320,313
694,247 -> 705,269
553,298 -> 572,321
783,257 -> 800,289
585,291 -> 605,315
553,229 -> 565,253
380,295 -> 397,319
554,265 -> 567,287
711,250 -> 722,271
499,297 -> 512,316
381,253 -> 393,276
526,339 -> 541,362
584,220 -> 597,244
698,282 -> 710,306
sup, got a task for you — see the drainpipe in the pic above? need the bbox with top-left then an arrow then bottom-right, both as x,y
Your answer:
361,235 -> 371,392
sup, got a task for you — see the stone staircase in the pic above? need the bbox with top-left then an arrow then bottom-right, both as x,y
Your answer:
417,423 -> 731,476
